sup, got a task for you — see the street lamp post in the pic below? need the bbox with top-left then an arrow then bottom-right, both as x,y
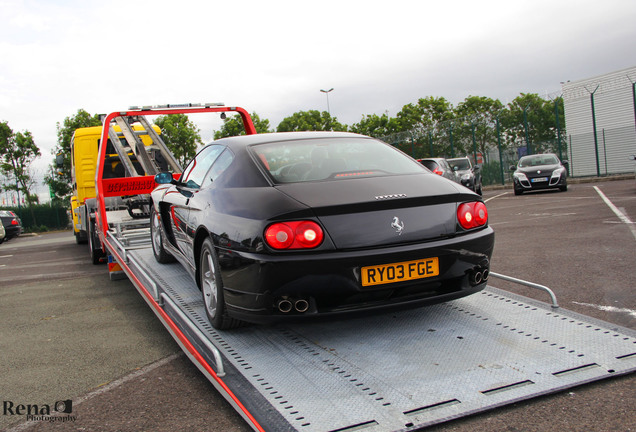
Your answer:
320,88 -> 334,115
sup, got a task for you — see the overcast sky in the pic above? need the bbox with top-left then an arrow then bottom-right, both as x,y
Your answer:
1,0 -> 635,200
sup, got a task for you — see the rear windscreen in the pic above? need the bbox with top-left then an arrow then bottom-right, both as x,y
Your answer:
250,137 -> 425,183
419,160 -> 439,171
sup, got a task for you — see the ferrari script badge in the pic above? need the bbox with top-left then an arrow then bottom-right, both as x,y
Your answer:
391,216 -> 405,235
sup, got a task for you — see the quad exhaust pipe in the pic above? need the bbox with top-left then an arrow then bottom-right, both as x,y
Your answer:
276,297 -> 310,313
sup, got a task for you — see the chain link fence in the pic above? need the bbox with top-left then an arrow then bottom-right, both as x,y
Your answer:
380,107 -> 636,187
380,117 -> 570,186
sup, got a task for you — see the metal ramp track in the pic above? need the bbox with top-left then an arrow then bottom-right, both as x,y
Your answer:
106,116 -> 183,177
127,247 -> 636,432
107,125 -> 139,177
105,211 -> 151,248
113,116 -> 157,176
136,115 -> 183,172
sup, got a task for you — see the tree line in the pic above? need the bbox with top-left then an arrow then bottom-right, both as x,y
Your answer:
216,94 -> 565,189
215,93 -> 564,161
0,92 -> 564,207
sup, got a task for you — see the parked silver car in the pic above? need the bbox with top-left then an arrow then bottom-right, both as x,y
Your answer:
448,157 -> 482,195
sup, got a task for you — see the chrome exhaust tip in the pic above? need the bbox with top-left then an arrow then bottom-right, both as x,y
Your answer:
277,299 -> 293,313
473,271 -> 483,285
295,299 -> 309,313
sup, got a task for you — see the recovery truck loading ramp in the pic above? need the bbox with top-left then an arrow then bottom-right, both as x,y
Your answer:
94,106 -> 636,432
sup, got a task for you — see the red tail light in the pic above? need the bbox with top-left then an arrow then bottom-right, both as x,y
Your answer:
457,202 -> 488,230
11,219 -> 18,225
433,168 -> 444,176
265,221 -> 324,250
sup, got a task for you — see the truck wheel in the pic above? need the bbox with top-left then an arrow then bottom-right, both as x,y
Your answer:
75,231 -> 86,244
199,237 -> 240,330
88,219 -> 105,265
76,209 -> 89,244
150,206 -> 175,263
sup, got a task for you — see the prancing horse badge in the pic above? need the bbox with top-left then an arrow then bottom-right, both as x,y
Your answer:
391,216 -> 405,235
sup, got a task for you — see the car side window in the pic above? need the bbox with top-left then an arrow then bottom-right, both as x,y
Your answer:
201,149 -> 234,188
180,153 -> 199,183
181,145 -> 225,189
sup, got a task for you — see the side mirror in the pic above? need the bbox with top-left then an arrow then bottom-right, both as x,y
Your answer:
155,172 -> 175,184
452,166 -> 459,171
562,160 -> 569,167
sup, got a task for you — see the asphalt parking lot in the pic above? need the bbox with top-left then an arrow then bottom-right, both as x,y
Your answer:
486,178 -> 636,330
1,179 -> 634,432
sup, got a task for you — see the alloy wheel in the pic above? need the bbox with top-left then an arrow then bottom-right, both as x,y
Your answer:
201,249 -> 218,319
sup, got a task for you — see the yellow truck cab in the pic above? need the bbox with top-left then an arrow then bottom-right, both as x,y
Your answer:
69,124 -> 159,248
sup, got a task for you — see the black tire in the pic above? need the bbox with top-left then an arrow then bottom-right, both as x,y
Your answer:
514,188 -> 522,196
75,229 -> 87,244
76,209 -> 89,244
476,180 -> 483,196
88,219 -> 105,265
150,206 -> 175,264
560,185 -> 568,192
199,237 -> 241,330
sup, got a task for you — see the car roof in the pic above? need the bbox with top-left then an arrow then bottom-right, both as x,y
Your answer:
211,131 -> 368,149
520,153 -> 558,159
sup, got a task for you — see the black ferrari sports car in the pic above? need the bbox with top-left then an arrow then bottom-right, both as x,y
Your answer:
150,131 -> 494,329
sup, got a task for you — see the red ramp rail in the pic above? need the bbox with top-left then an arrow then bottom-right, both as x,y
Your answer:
94,104 -> 256,242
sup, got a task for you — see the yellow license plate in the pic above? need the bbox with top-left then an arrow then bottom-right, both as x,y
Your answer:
361,257 -> 439,287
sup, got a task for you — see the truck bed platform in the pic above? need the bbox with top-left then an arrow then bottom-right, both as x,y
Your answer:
110,239 -> 636,432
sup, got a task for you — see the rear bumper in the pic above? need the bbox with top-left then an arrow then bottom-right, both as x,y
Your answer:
3,225 -> 21,238
220,227 -> 495,323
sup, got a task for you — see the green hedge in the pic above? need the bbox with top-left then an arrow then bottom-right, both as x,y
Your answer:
2,204 -> 70,232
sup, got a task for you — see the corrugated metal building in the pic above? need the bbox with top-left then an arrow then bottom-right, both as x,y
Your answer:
561,66 -> 636,177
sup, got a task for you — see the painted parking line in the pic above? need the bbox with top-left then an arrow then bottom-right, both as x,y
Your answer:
0,255 -> 12,267
594,186 -> 636,240
573,301 -> 636,319
484,192 -> 508,203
